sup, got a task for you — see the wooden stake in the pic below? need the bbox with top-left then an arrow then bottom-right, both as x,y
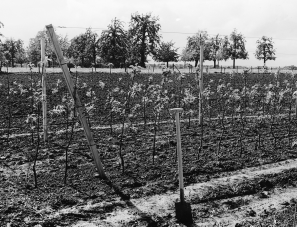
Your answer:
199,44 -> 204,125
46,24 -> 106,179
41,38 -> 48,142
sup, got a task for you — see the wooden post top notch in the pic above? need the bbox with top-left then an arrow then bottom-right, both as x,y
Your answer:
169,108 -> 184,114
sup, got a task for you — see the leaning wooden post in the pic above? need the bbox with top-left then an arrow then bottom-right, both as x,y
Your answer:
46,24 -> 106,178
41,38 -> 48,142
199,43 -> 204,125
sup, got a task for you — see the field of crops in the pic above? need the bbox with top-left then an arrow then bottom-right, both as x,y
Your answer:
2,69 -> 297,226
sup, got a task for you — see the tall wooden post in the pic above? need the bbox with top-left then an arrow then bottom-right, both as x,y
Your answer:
41,38 -> 48,142
199,44 -> 204,125
46,24 -> 106,179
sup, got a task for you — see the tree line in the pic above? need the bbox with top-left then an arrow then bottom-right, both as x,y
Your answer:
0,13 -> 276,71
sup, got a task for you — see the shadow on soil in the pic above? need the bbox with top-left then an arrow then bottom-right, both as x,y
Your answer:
104,177 -> 198,227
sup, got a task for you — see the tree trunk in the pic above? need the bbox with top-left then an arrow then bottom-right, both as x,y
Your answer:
233,59 -> 235,69
81,57 -> 84,67
213,59 -> 216,68
140,26 -> 147,68
93,45 -> 96,65
140,51 -> 146,68
195,59 -> 198,67
166,61 -> 168,68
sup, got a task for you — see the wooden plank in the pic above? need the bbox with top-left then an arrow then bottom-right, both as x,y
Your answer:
41,38 -> 48,142
45,24 -> 106,178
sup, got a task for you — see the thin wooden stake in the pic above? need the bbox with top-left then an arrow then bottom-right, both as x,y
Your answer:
199,43 -> 204,125
46,24 -> 106,179
41,38 -> 48,142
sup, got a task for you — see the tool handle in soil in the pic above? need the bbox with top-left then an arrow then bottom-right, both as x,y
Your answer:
170,108 -> 184,203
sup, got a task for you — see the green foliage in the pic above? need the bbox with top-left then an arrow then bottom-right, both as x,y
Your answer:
15,51 -> 27,67
98,18 -> 128,67
180,47 -> 193,63
27,30 -> 69,66
229,29 -> 249,68
67,28 -> 98,67
2,38 -> 25,67
208,35 -> 230,68
152,41 -> 179,67
0,44 -> 6,72
255,36 -> 276,66
129,12 -> 161,67
185,30 -> 211,67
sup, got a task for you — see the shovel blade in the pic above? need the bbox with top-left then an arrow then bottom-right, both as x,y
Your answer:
175,201 -> 193,224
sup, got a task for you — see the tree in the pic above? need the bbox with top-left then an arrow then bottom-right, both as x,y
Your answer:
67,28 -> 98,67
27,30 -> 69,66
84,28 -> 100,65
0,44 -> 7,72
180,47 -> 193,64
15,51 -> 27,67
98,18 -> 128,67
2,39 -> 25,67
208,35 -> 230,68
153,41 -> 179,67
185,31 -> 211,67
68,34 -> 88,67
129,12 -> 161,67
27,37 -> 40,66
125,38 -> 140,66
229,29 -> 248,69
254,36 -> 276,67
215,35 -> 230,67
208,35 -> 222,68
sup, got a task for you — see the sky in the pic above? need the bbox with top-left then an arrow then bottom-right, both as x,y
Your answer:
1,0 -> 297,67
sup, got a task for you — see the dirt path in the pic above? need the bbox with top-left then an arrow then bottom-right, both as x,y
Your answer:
33,158 -> 297,226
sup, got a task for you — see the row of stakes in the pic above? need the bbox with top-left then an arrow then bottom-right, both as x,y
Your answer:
170,108 -> 193,225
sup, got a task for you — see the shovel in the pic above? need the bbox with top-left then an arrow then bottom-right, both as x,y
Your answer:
170,108 -> 193,225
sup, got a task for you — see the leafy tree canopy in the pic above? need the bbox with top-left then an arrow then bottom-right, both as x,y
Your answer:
186,31 -> 211,67
180,47 -> 193,63
208,35 -> 230,68
67,28 -> 98,67
98,18 -> 127,67
27,30 -> 69,66
2,38 -> 25,67
129,12 -> 161,67
254,36 -> 276,66
229,29 -> 248,68
0,44 -> 6,72
153,41 -> 179,67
